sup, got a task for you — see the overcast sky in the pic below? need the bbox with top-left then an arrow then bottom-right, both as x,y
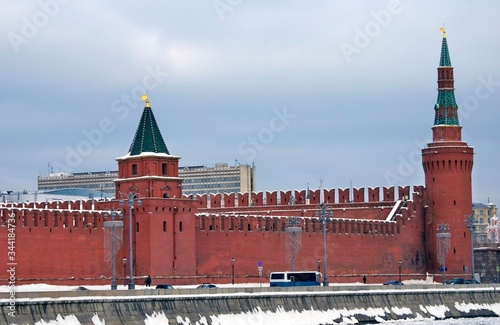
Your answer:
1,1 -> 499,204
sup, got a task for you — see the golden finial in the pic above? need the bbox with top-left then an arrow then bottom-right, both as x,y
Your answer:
141,94 -> 150,108
440,26 -> 446,38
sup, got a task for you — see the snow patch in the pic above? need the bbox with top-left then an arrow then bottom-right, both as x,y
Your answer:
35,314 -> 82,325
144,311 -> 170,325
391,306 -> 413,316
455,301 -> 500,316
424,305 -> 449,319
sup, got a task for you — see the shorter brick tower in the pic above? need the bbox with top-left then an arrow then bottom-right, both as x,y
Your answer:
113,96 -> 197,281
422,30 -> 474,280
114,96 -> 182,199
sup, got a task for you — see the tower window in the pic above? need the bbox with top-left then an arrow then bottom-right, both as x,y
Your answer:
179,221 -> 183,233
132,164 -> 137,176
162,163 -> 167,175
163,221 -> 167,232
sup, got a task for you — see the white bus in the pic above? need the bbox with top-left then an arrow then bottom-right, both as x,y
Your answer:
269,271 -> 321,287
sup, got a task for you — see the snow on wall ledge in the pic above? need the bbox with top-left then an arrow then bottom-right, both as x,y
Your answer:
1,287 -> 499,325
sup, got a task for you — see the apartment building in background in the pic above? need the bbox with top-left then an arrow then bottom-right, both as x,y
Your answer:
36,163 -> 256,198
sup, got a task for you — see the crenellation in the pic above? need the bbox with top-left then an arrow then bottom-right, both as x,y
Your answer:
266,191 -> 278,205
353,187 -> 365,203
294,190 -> 307,204
368,187 -> 380,202
398,186 -> 410,200
251,192 -> 263,206
192,212 -> 406,237
238,192 -> 250,206
224,193 -> 236,207
383,187 -> 395,201
309,189 -> 320,204
187,187 -> 421,209
280,190 -> 292,205
210,193 -> 221,208
338,188 -> 350,203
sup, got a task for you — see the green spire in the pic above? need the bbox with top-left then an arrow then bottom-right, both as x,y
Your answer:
439,35 -> 452,67
128,100 -> 170,156
433,29 -> 459,126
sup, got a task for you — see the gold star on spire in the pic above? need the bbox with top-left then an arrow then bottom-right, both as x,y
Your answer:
141,94 -> 150,108
440,26 -> 446,38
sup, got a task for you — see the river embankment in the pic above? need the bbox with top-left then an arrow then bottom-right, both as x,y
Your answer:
1,284 -> 499,324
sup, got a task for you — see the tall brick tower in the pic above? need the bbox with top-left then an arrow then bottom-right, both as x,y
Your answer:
422,29 -> 474,279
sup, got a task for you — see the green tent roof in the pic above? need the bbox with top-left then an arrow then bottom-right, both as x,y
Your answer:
439,36 -> 452,67
128,106 -> 170,156
434,33 -> 459,126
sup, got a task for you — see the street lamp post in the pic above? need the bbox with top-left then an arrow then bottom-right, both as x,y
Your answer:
123,258 -> 127,286
231,258 -> 235,285
398,260 -> 402,282
103,209 -> 123,290
315,203 -> 333,286
436,224 -> 451,284
120,192 -> 142,290
464,214 -> 476,281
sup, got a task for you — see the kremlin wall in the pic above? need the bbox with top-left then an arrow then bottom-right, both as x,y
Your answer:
0,185 -> 427,285
0,32 -> 476,286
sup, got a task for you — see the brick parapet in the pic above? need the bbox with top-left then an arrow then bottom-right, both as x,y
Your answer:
186,185 -> 423,209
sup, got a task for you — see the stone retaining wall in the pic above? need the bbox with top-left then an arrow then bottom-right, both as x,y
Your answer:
1,285 -> 499,324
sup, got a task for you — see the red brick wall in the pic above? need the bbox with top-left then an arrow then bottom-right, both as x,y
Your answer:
0,181 -> 472,285
194,212 -> 426,283
0,207 -> 110,285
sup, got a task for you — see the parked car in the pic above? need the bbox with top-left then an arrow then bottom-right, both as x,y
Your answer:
446,278 -> 465,284
197,283 -> 217,289
464,279 -> 480,284
383,280 -> 404,285
155,284 -> 174,289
